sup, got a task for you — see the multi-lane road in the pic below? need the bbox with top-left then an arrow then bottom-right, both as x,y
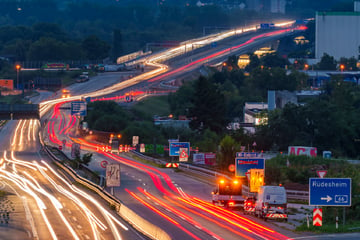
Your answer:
1,23 -> 309,240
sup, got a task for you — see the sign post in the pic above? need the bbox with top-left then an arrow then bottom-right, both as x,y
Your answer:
309,178 -> 351,206
169,142 -> 190,156
132,136 -> 139,146
235,158 -> 264,177
71,101 -> 87,116
313,208 -> 322,226
106,164 -> 121,195
179,148 -> 188,162
249,169 -> 264,192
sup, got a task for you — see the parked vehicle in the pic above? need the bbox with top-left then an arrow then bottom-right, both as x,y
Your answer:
212,178 -> 244,208
76,73 -> 89,83
254,186 -> 287,221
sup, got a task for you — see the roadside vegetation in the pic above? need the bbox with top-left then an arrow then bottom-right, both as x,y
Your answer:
83,50 -> 360,163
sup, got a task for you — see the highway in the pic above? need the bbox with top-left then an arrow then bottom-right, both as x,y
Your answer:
2,22 -> 307,240
42,98 -> 300,240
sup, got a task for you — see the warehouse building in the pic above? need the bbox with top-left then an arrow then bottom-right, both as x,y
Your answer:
315,2 -> 360,60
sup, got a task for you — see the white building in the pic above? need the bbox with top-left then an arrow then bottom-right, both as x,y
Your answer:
315,4 -> 360,60
270,0 -> 286,14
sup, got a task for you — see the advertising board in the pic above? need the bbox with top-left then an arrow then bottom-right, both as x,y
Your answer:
288,146 -> 317,157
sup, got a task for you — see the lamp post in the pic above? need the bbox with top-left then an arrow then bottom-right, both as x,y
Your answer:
15,64 -> 21,89
340,64 -> 345,72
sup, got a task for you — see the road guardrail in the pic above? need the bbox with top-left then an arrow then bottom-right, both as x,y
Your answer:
44,146 -> 171,240
130,151 -> 309,201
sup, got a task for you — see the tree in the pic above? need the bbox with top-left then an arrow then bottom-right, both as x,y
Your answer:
288,70 -> 309,90
218,135 -> 237,171
112,29 -> 123,62
168,82 -> 194,117
339,57 -> 358,71
222,55 -> 239,71
27,37 -> 67,61
260,53 -> 290,68
245,54 -> 260,72
82,153 -> 93,166
188,76 -> 227,133
32,22 -> 67,41
316,53 -> 337,70
81,35 -> 110,60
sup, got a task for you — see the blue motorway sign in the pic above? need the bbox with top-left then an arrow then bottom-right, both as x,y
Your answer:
309,178 -> 351,206
71,101 -> 87,116
235,158 -> 264,177
169,142 -> 190,156
236,152 -> 260,158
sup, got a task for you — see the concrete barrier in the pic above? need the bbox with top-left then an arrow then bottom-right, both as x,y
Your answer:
118,204 -> 171,240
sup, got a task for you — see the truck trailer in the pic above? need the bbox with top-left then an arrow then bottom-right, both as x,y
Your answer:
212,178 -> 245,208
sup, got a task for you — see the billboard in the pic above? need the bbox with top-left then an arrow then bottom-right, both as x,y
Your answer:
0,79 -> 14,90
193,153 -> 205,164
204,153 -> 216,165
288,146 -> 317,157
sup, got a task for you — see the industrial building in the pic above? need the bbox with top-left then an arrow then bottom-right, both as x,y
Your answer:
315,2 -> 360,60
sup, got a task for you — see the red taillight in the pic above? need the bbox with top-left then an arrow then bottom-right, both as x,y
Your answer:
229,201 -> 235,206
277,206 -> 284,210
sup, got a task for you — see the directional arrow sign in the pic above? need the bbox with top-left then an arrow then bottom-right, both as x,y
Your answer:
320,195 -> 332,202
309,178 -> 351,206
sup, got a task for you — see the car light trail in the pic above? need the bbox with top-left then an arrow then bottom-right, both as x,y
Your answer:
11,120 -> 22,147
0,169 -> 57,239
192,197 -> 276,233
41,160 -> 128,238
126,189 -> 202,240
108,153 -> 180,194
138,187 -> 225,240
164,196 -> 253,240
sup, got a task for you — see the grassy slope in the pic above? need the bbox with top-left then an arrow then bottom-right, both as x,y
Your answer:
132,95 -> 170,118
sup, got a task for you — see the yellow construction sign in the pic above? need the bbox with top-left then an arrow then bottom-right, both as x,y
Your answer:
250,169 -> 264,192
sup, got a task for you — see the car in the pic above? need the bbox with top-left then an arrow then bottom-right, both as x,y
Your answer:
62,89 -> 71,98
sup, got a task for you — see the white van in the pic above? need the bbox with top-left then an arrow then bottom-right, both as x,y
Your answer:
254,186 -> 287,221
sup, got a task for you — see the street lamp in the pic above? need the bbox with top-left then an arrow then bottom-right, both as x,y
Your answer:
340,64 -> 345,72
15,64 -> 21,89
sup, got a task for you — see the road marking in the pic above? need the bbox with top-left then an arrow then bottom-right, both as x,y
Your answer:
77,225 -> 82,229
84,235 -> 90,240
19,194 -> 38,239
68,209 -> 72,214
72,216 -> 77,222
